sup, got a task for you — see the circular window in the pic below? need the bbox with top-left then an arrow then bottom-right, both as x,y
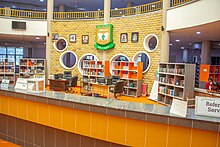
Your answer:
132,51 -> 150,73
53,37 -> 68,52
143,34 -> 158,52
60,51 -> 77,69
110,54 -> 130,75
78,54 -> 99,74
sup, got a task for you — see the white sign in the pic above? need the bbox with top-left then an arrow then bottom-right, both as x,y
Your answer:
195,96 -> 220,118
1,79 -> 10,89
15,78 -> 27,91
170,99 -> 187,117
149,80 -> 158,101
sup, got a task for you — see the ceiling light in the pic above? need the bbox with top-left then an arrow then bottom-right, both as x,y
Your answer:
36,37 -> 40,40
98,9 -> 100,11
11,5 -> 16,8
40,0 -> 44,2
218,43 -> 220,46
44,42 -> 46,45
122,15 -> 125,17
43,8 -> 47,11
175,39 -> 180,42
181,47 -> 184,49
196,32 -> 201,35
152,5 -> 155,8
189,43 -> 192,45
115,8 -> 118,10
169,43 -> 173,46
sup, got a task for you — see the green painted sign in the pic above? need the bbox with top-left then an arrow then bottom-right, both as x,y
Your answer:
94,24 -> 115,50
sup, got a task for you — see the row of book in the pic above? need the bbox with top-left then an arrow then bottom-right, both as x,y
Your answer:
159,77 -> 184,86
159,68 -> 185,75
158,86 -> 175,96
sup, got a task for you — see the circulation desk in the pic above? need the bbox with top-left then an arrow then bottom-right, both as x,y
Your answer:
0,87 -> 220,147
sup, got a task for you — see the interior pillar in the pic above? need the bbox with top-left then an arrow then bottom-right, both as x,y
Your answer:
201,40 -> 211,64
182,48 -> 189,63
46,0 -> 54,83
160,0 -> 170,62
103,0 -> 111,61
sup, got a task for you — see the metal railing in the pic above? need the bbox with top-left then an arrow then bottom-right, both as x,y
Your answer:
110,1 -> 163,17
171,0 -> 193,7
0,8 -> 47,19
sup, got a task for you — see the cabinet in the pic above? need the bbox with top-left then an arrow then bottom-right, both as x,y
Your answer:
200,64 -> 220,82
112,61 -> 143,97
81,60 -> 110,96
0,58 -> 15,84
158,63 -> 195,107
19,58 -> 46,78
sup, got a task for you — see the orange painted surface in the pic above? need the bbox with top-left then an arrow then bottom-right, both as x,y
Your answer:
126,118 -> 146,147
167,125 -> 191,147
0,139 -> 21,147
75,110 -> 91,136
17,99 -> 27,119
8,97 -> 17,117
91,112 -> 108,140
27,101 -> 38,122
200,64 -> 210,82
50,105 -> 61,128
191,129 -> 218,147
108,116 -> 126,145
38,103 -> 50,126
0,96 -> 8,114
61,107 -> 75,133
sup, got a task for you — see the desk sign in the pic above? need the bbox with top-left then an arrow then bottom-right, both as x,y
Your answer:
195,96 -> 220,118
15,78 -> 27,91
1,79 -> 10,89
170,99 -> 187,117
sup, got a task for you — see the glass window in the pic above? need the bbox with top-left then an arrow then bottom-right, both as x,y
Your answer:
7,47 -> 15,54
8,55 -> 15,62
0,46 -> 6,54
16,48 -> 23,55
16,55 -> 23,65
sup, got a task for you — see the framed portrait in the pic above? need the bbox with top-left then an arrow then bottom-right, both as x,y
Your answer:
69,34 -> 76,43
131,32 -> 139,43
82,35 -> 89,44
120,33 -> 128,43
52,33 -> 59,41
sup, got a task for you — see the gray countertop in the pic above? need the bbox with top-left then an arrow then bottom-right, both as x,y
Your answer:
1,87 -> 220,124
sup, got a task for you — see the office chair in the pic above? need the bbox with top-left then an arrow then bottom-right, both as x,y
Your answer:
67,76 -> 78,93
109,81 -> 124,99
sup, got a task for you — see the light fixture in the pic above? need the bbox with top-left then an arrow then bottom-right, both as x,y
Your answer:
169,43 -> 173,46
122,15 -> 125,17
36,37 -> 40,40
98,9 -> 100,11
43,8 -> 47,11
175,39 -> 180,42
44,42 -> 46,45
181,47 -> 184,49
189,43 -> 192,45
11,5 -> 16,8
40,0 -> 44,2
196,31 -> 201,35
218,43 -> 220,46
115,8 -> 118,10
152,5 -> 155,8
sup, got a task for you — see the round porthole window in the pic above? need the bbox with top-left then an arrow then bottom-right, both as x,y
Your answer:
110,54 -> 130,75
143,34 -> 158,52
53,37 -> 68,52
60,51 -> 77,69
132,51 -> 150,73
78,54 -> 98,74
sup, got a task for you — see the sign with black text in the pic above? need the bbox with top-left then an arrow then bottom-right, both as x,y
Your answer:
195,96 -> 220,118
1,79 -> 10,89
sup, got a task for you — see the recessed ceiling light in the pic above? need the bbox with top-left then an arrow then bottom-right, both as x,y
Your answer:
36,37 -> 40,40
169,43 -> 173,46
218,43 -> 220,46
44,42 -> 46,44
12,5 -> 16,8
189,43 -> 192,45
181,47 -> 184,49
196,32 -> 201,35
40,0 -> 44,2
98,9 -> 100,11
152,5 -> 155,8
175,39 -> 180,42
122,15 -> 125,17
43,8 -> 47,11
115,8 -> 118,10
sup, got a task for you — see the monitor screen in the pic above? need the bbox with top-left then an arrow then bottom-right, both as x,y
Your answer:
12,21 -> 26,29
97,77 -> 105,84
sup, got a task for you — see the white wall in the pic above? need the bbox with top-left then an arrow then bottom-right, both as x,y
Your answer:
167,0 -> 220,30
0,17 -> 47,36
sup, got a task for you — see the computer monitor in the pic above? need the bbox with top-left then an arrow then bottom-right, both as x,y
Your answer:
54,74 -> 59,80
97,77 -> 105,84
112,75 -> 120,84
64,71 -> 72,79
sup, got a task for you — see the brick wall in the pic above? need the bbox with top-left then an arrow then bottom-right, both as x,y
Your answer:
51,11 -> 163,93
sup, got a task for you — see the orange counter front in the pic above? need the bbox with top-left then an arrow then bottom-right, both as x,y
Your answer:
0,89 -> 219,147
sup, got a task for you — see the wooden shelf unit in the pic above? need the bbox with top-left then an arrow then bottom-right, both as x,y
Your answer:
0,58 -> 15,84
200,64 -> 220,82
81,60 -> 110,96
19,58 -> 46,78
112,61 -> 143,98
158,63 -> 195,107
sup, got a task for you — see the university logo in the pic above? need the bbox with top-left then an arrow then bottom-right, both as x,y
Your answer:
94,24 -> 115,50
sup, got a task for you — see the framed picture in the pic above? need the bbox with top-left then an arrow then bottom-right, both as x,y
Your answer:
69,34 -> 76,43
82,35 -> 89,44
120,33 -> 128,43
131,32 -> 139,43
52,33 -> 59,40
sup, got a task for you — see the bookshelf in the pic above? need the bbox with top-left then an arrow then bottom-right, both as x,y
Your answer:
81,60 -> 110,95
158,63 -> 195,107
112,61 -> 143,97
0,58 -> 15,84
19,58 -> 46,78
200,64 -> 220,82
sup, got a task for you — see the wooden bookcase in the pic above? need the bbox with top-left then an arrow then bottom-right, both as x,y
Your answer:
112,61 -> 143,97
0,58 -> 15,84
200,64 -> 220,82
158,63 -> 195,107
81,60 -> 110,95
19,58 -> 46,78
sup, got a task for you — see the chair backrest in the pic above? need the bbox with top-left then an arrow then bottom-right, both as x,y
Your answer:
114,81 -> 124,93
70,76 -> 78,87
